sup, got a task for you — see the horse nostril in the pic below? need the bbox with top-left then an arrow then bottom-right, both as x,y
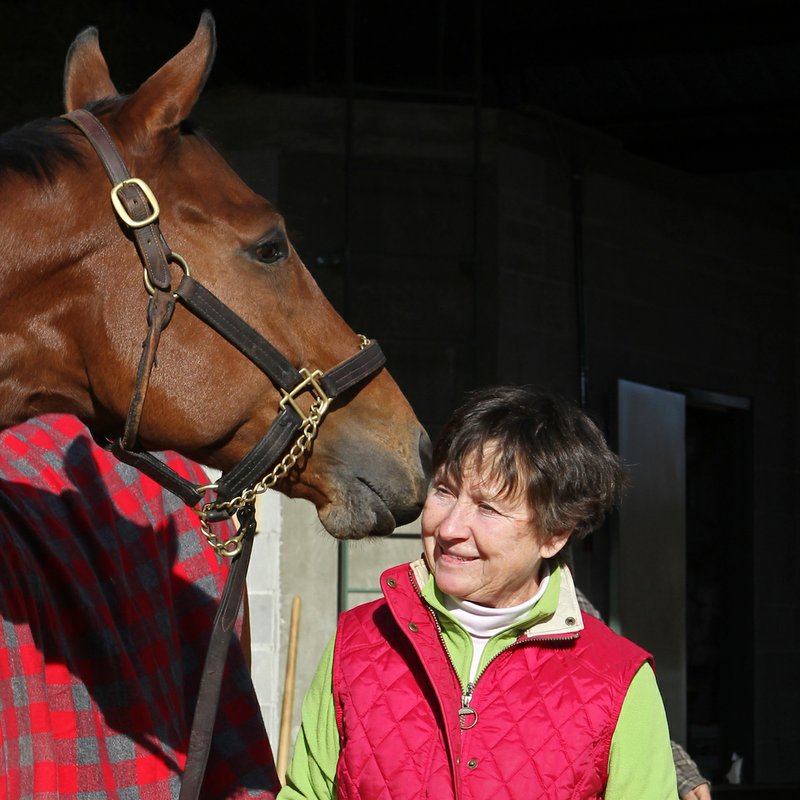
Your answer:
418,427 -> 433,481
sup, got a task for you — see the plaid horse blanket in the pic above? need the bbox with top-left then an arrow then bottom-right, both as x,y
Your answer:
0,415 -> 279,799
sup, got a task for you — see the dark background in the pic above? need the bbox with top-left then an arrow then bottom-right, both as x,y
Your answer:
5,0 -> 800,176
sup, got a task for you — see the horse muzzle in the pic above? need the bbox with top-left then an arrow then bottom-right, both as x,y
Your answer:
312,423 -> 432,539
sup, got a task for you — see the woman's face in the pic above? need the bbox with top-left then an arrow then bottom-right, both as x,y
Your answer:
421,452 -> 569,608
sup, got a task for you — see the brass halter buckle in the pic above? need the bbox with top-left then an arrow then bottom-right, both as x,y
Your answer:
279,368 -> 332,421
110,177 -> 160,229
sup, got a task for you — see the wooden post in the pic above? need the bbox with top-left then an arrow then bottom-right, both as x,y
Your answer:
277,595 -> 301,784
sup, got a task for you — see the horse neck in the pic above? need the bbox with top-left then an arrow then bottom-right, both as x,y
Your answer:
0,172 -> 106,431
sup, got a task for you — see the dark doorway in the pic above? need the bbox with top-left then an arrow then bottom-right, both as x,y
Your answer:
685,395 -> 754,783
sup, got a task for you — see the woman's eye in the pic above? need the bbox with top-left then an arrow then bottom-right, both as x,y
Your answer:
254,239 -> 286,264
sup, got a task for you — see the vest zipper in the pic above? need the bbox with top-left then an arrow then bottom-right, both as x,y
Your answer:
458,630 -> 577,728
427,609 -> 481,731
458,681 -> 477,729
413,582 -> 520,732
445,619 -> 582,731
407,566 -> 579,733
409,570 -> 473,731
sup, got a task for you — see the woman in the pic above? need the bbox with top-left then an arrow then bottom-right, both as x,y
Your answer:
281,387 -> 677,798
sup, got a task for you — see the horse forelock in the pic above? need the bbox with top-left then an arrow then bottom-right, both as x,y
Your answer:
0,118 -> 85,184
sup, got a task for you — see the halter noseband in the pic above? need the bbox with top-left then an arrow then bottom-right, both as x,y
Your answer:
63,108 -> 386,556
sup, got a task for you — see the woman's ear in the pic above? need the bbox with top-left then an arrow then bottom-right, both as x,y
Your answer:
540,529 -> 573,559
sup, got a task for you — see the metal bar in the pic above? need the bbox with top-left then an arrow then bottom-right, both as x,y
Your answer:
570,168 -> 588,408
337,540 -> 349,615
471,0 -> 483,379
306,0 -> 316,86
337,0 -> 356,618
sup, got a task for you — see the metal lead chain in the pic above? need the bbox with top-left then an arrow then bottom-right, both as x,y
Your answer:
198,399 -> 327,557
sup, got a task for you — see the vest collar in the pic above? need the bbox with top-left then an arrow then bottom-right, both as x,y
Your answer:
407,558 -> 584,640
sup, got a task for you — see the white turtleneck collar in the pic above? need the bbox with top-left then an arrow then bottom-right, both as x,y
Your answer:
443,563 -> 551,682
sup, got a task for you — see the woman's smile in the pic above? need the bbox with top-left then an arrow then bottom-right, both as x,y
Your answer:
421,449 -> 569,608
438,548 -> 478,564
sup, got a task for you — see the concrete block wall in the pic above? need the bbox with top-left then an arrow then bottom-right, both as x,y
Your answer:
275,495 -> 339,756
248,491 -> 283,742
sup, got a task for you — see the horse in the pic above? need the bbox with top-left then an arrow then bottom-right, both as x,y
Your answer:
0,11 -> 430,798
0,11 -> 430,540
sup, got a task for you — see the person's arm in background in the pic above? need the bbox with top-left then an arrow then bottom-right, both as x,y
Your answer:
575,587 -> 711,800
673,740 -> 712,800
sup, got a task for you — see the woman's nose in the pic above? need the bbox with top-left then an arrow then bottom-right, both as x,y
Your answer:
438,501 -> 469,540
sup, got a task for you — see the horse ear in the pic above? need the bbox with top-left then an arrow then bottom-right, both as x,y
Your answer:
63,27 -> 119,112
120,12 -> 216,135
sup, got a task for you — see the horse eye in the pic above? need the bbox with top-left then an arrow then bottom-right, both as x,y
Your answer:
254,238 -> 286,265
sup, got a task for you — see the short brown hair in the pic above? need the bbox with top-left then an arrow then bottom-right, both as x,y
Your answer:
433,386 -> 625,540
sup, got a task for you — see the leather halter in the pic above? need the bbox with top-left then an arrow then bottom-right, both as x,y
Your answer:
62,108 -> 386,796
62,109 -> 385,533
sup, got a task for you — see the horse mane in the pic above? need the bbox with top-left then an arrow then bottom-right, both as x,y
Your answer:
0,117 -> 84,184
0,97 -> 203,187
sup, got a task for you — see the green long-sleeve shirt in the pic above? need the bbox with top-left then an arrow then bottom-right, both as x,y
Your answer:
280,565 -> 678,799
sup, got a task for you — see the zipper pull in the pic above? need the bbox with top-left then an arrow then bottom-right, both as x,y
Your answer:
458,681 -> 478,730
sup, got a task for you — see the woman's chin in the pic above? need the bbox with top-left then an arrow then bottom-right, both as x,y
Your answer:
432,560 -> 479,599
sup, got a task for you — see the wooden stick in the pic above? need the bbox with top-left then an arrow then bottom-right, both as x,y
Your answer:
240,582 -> 252,670
277,595 -> 301,785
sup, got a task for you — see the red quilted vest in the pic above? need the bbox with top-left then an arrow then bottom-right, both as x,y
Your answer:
333,562 -> 650,800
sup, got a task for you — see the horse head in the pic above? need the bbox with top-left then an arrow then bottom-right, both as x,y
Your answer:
0,13 -> 431,539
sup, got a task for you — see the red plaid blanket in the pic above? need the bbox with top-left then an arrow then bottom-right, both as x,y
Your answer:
0,415 -> 279,798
